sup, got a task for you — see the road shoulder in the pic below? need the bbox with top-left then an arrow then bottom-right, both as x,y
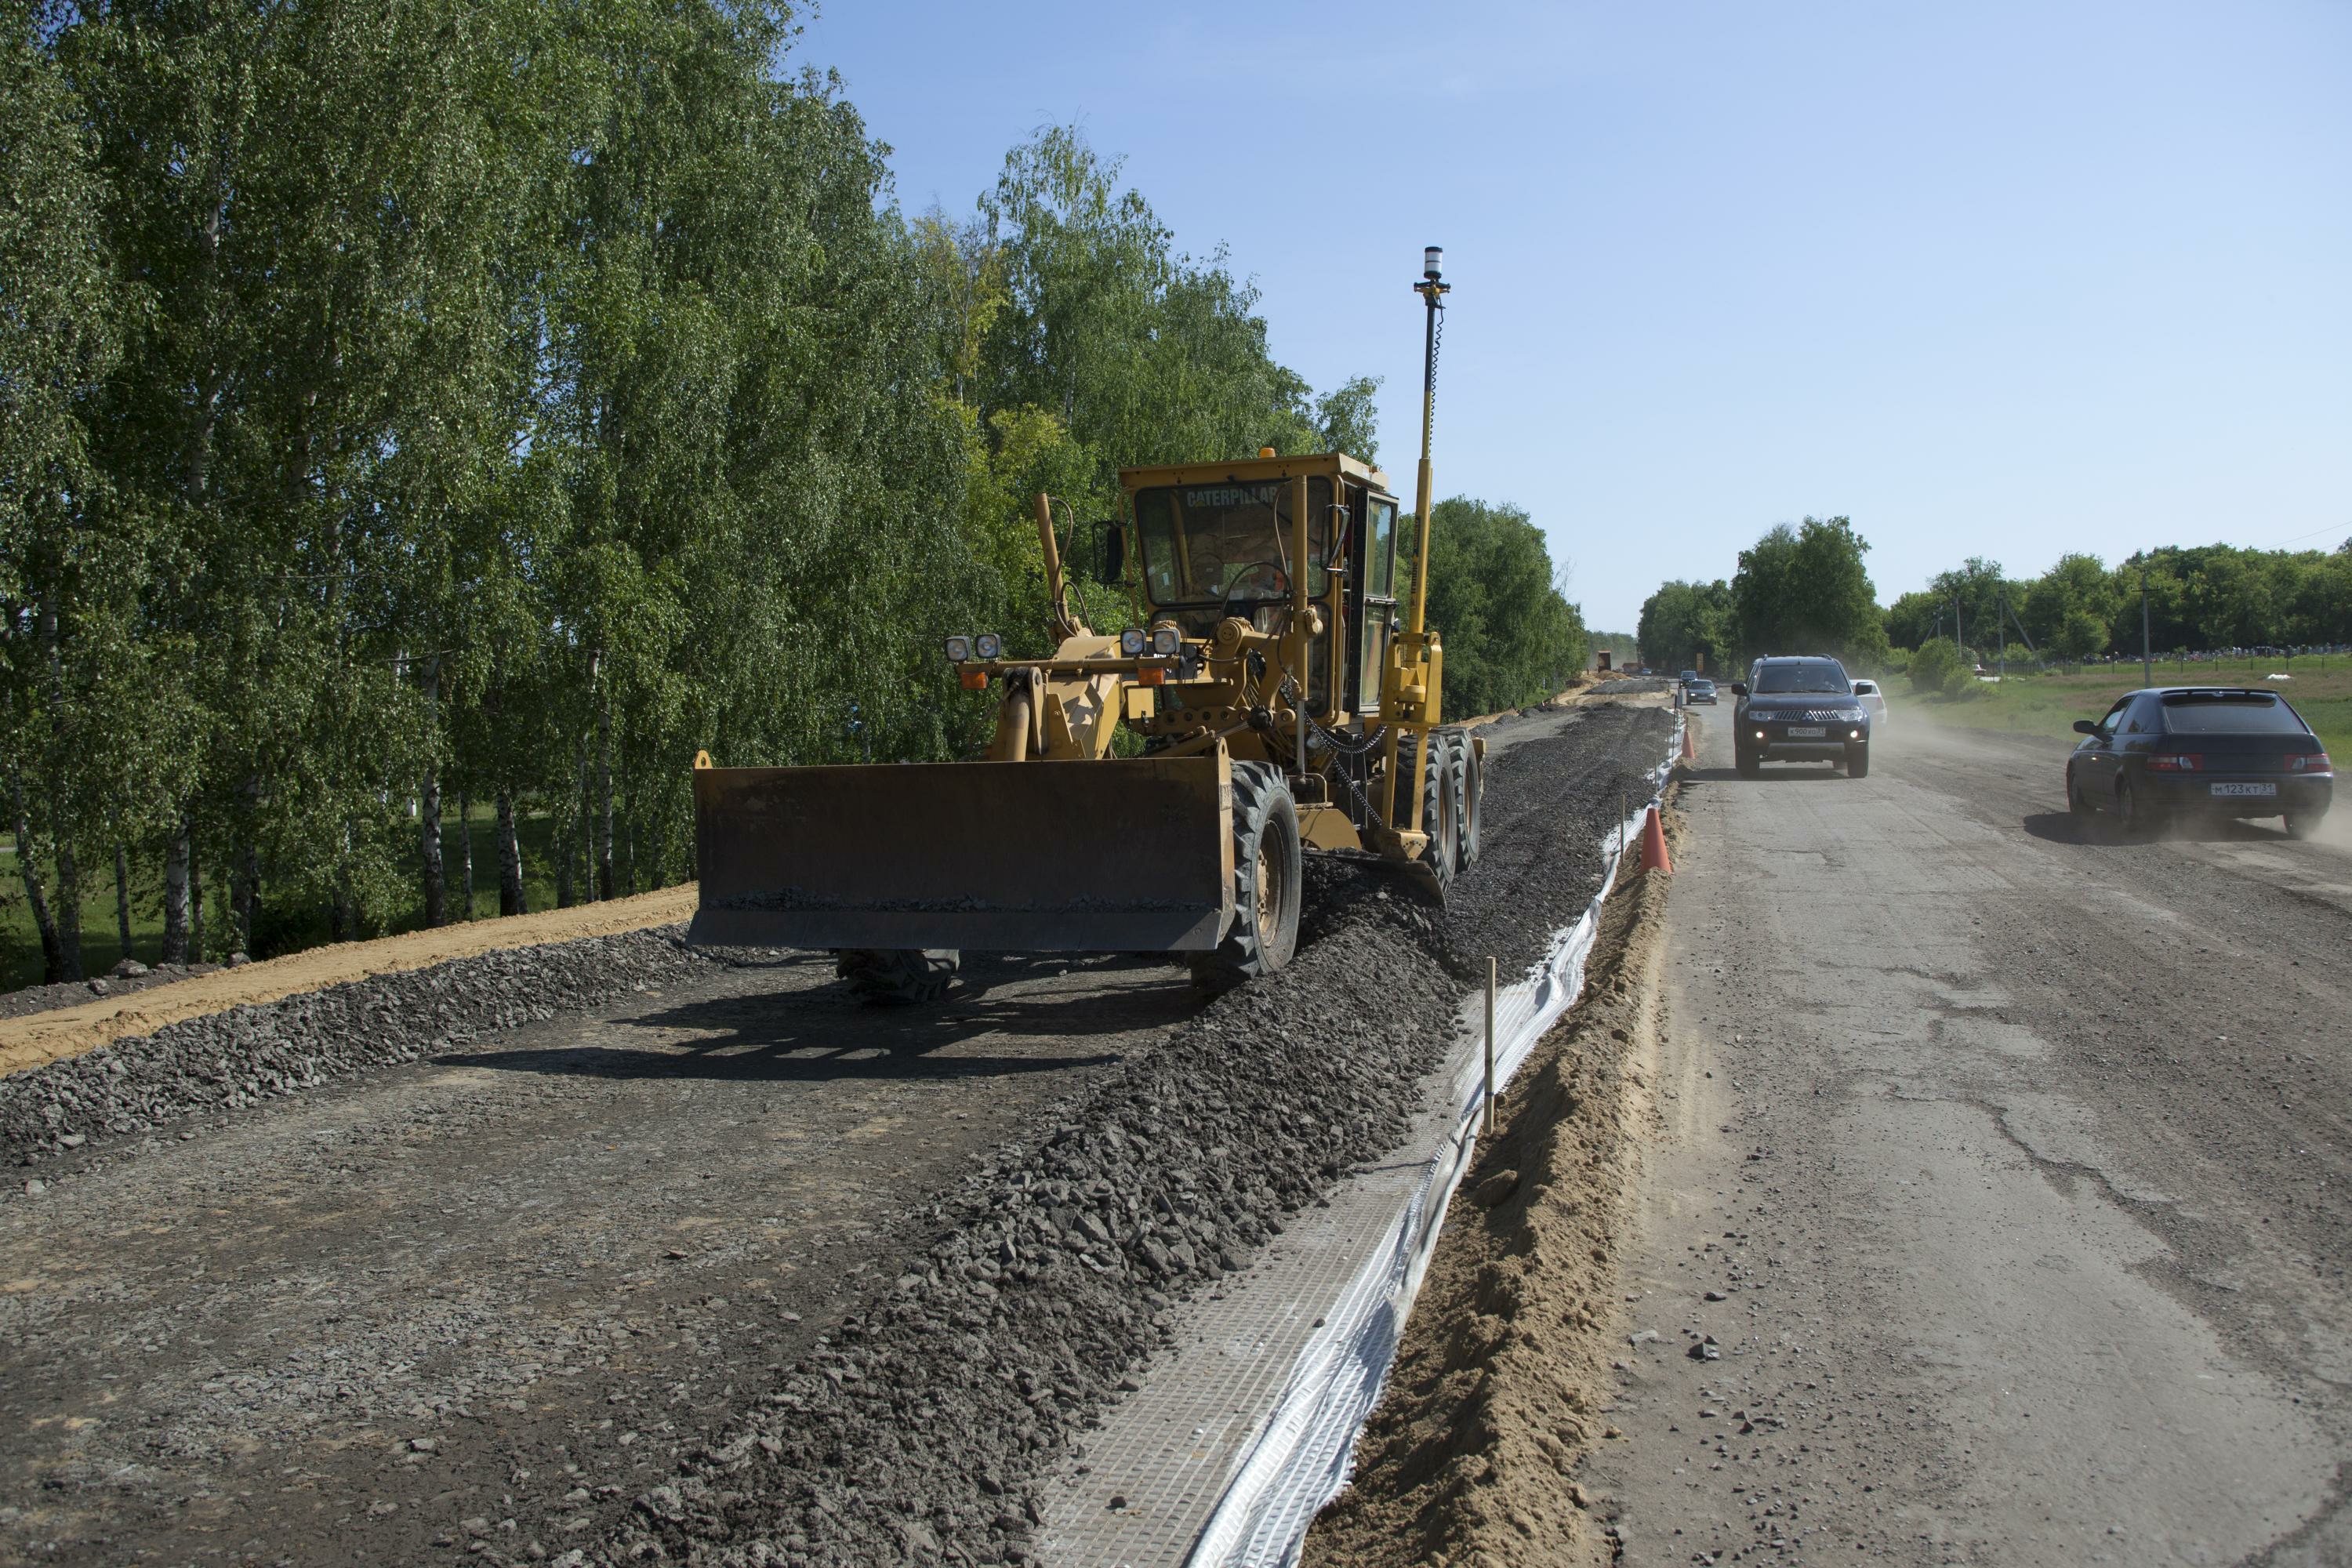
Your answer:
1303,826 -> 1679,1568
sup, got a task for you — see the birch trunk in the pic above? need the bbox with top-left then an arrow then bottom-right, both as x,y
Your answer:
9,778 -> 64,983
495,789 -> 524,916
114,845 -> 132,955
456,789 -> 474,919
419,658 -> 445,926
161,818 -> 190,964
596,699 -> 615,902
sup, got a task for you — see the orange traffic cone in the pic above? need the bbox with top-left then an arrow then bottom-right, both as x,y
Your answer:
1680,723 -> 1696,761
1639,804 -> 1672,874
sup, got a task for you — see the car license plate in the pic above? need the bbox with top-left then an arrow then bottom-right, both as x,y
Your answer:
2209,782 -> 2276,797
1786,725 -> 1826,738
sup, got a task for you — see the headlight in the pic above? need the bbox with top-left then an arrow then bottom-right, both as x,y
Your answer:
1120,627 -> 1145,657
944,635 -> 972,663
1150,625 -> 1181,657
974,632 -> 1004,661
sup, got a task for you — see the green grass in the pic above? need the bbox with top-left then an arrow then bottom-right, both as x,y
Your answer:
0,807 -> 611,993
1896,655 -> 2352,760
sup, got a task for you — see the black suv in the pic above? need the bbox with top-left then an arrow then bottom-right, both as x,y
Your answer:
1731,656 -> 1872,778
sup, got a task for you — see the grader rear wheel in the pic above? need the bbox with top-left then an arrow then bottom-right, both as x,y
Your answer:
837,948 -> 960,1005
1191,762 -> 1302,994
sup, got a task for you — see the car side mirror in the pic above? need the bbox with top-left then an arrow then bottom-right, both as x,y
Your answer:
2072,719 -> 2099,735
1730,682 -> 1748,697
1093,521 -> 1125,586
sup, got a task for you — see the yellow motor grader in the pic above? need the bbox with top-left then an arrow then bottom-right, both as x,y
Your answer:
688,249 -> 1483,998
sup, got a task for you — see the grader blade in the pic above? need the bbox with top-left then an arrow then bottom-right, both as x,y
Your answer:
687,757 -> 1234,953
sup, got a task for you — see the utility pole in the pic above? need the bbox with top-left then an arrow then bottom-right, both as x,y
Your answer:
2140,556 -> 2153,688
1997,595 -> 2006,681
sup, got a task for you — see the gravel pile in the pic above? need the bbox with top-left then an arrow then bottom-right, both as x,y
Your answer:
606,704 -> 1672,1568
0,957 -> 233,1023
0,927 -> 717,1172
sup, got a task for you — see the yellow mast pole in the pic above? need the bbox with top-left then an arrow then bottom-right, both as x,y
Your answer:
1290,473 -> 1311,774
1379,248 -> 1450,832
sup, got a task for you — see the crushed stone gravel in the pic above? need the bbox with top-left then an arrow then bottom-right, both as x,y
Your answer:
0,927 -> 720,1173
0,702 -> 1668,1568
608,704 -> 1671,1567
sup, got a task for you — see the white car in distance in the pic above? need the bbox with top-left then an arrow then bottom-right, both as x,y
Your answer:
1853,678 -> 1889,728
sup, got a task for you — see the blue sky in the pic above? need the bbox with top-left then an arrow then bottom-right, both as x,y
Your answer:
794,1 -> 2351,631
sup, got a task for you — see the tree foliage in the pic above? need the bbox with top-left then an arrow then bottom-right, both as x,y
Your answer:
1730,517 -> 1888,667
1636,580 -> 1733,673
1905,637 -> 1967,697
0,6 -> 1551,984
1413,499 -> 1588,716
1881,543 -> 2352,661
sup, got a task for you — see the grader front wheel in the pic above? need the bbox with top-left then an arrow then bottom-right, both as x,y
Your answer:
1407,733 -> 1465,893
1191,762 -> 1302,994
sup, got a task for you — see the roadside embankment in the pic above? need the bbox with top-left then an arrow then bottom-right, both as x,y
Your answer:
0,884 -> 699,1078
1,889 -> 713,1176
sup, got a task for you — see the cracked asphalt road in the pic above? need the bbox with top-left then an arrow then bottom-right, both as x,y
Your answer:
1584,710 -> 2352,1566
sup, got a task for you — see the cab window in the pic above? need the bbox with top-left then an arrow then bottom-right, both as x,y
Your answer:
1134,479 -> 1332,607
1364,499 -> 1396,598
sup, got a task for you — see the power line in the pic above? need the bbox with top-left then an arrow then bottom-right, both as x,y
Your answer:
2270,519 -> 2350,550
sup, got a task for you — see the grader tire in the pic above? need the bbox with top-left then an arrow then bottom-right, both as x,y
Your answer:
1191,762 -> 1303,995
1448,729 -> 1483,869
837,948 -> 960,1005
1407,734 -> 1462,894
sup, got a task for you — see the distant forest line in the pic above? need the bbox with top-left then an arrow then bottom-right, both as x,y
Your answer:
1639,524 -> 2351,677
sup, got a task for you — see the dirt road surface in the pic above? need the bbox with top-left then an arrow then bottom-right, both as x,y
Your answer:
1584,713 -> 2352,1565
0,952 -> 1188,1564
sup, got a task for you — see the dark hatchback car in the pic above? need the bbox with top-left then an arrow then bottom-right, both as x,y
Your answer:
1731,656 -> 1871,778
1686,677 -> 1719,705
2067,688 -> 2332,837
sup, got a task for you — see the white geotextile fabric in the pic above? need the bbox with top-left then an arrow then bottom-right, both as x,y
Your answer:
1186,712 -> 1684,1568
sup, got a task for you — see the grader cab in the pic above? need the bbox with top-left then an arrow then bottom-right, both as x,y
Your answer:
688,250 -> 1483,998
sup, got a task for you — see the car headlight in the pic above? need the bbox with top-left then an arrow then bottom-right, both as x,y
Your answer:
1120,627 -> 1145,657
1150,625 -> 1181,657
973,632 -> 1004,661
944,635 -> 972,663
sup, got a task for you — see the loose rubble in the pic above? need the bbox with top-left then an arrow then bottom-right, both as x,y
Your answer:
612,704 -> 1669,1566
0,702 -> 1669,1568
0,927 -> 718,1172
